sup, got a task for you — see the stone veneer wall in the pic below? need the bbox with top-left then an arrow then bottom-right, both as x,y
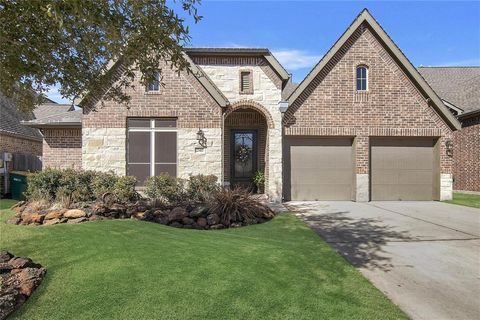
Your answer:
284,23 -> 454,201
453,115 -> 480,192
82,60 -> 224,181
194,56 -> 284,201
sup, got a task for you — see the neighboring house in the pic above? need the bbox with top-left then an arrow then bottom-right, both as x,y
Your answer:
25,9 -> 461,202
418,67 -> 480,193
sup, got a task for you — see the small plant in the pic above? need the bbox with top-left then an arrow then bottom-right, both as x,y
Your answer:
253,171 -> 265,193
25,168 -> 64,201
186,174 -> 219,203
92,171 -> 119,199
207,187 -> 274,226
144,174 -> 185,205
113,176 -> 138,202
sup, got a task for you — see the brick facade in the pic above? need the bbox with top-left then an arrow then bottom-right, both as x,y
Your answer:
453,114 -> 480,192
42,128 -> 82,169
284,23 -> 454,200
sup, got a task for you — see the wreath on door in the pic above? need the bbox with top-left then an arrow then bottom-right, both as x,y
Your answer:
236,144 -> 251,165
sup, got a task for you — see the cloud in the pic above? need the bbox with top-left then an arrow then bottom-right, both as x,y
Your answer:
272,49 -> 322,71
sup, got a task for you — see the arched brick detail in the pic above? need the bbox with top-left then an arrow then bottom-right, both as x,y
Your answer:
225,100 -> 275,129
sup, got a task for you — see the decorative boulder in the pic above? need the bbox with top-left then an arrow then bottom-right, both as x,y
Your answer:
43,218 -> 61,226
44,211 -> 63,220
0,251 -> 13,263
196,217 -> 207,228
182,217 -> 194,225
168,207 -> 187,222
67,217 -> 88,224
63,209 -> 86,219
6,217 -> 20,225
206,213 -> 220,226
189,206 -> 209,218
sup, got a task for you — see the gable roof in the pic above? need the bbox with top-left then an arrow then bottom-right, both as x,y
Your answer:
33,103 -> 73,119
185,48 -> 291,82
79,53 -> 230,110
417,67 -> 480,114
0,93 -> 42,140
287,9 -> 461,131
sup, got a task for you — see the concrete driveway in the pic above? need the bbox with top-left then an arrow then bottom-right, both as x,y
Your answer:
285,201 -> 480,320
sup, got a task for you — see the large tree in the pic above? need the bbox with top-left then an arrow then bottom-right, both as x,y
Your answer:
0,0 -> 202,111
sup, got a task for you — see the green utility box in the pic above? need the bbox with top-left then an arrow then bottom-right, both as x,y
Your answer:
9,171 -> 30,200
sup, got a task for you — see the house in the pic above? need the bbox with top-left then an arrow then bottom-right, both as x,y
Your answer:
0,95 -> 73,195
24,9 -> 461,202
418,67 -> 480,193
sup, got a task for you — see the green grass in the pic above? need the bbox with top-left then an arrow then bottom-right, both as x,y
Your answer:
0,199 -> 407,320
445,192 -> 480,209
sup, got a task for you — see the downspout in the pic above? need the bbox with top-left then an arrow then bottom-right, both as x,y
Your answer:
278,101 -> 289,202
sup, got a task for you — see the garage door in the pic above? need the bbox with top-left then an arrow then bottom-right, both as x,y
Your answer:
370,138 -> 439,200
284,137 -> 354,200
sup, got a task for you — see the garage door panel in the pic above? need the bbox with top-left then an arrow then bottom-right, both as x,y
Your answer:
286,137 -> 354,201
371,138 -> 437,201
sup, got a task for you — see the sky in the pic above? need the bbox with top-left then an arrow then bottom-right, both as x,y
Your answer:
47,0 -> 480,104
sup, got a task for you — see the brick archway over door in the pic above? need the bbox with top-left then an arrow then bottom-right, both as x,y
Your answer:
225,100 -> 275,129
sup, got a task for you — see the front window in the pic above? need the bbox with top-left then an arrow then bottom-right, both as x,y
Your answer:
127,118 -> 177,185
356,66 -> 368,91
147,71 -> 160,92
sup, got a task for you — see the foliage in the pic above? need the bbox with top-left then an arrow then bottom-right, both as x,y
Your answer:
25,168 -> 64,201
92,171 -> 119,199
25,168 -> 137,204
113,176 -> 138,203
0,0 -> 202,111
186,174 -> 219,203
144,174 -> 184,205
253,171 -> 265,187
207,187 -> 274,226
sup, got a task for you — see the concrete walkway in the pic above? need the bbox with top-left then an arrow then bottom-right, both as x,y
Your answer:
285,201 -> 480,320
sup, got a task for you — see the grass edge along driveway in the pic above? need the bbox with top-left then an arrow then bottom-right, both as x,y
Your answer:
0,199 -> 407,320
445,192 -> 480,209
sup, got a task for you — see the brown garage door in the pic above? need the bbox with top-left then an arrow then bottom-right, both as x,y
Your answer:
370,138 -> 439,201
284,137 -> 354,201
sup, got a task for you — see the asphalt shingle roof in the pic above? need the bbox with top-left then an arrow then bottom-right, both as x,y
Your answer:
418,67 -> 480,113
0,94 -> 42,140
33,103 -> 73,119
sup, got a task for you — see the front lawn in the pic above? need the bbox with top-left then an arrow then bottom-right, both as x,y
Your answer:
0,199 -> 406,320
445,192 -> 480,209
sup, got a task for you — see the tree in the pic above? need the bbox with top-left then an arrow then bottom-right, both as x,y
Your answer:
0,0 -> 202,111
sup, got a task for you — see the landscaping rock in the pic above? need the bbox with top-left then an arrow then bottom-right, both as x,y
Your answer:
8,257 -> 35,269
0,251 -> 13,263
206,213 -> 220,226
0,252 -> 46,320
64,209 -> 86,219
189,205 -> 208,218
67,217 -> 88,224
110,203 -> 126,214
196,217 -> 207,227
131,211 -> 145,220
169,221 -> 183,228
6,217 -> 20,225
44,211 -> 63,220
210,224 -> 225,230
168,207 -> 187,222
91,202 -> 108,215
43,218 -> 61,226
182,217 -> 194,225
88,215 -> 104,221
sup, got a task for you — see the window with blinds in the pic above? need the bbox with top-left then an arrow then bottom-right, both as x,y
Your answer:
240,71 -> 253,94
127,118 -> 177,186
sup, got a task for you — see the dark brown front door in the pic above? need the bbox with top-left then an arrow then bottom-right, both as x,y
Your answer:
231,130 -> 257,189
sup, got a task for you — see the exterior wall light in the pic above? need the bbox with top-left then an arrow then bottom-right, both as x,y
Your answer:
445,139 -> 453,157
196,129 -> 207,148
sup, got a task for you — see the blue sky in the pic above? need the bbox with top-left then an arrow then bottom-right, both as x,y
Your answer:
48,1 -> 480,103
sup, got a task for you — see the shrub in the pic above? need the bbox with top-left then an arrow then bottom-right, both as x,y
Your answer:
186,174 -> 219,203
113,176 -> 138,202
207,187 -> 275,226
25,168 -> 64,201
145,174 -> 184,205
92,171 -> 119,199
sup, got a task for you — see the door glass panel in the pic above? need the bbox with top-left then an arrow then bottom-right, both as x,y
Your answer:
233,132 -> 254,178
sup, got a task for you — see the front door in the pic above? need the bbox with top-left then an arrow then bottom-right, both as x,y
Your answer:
230,130 -> 257,189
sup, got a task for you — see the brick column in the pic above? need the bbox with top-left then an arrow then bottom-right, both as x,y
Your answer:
355,135 -> 369,201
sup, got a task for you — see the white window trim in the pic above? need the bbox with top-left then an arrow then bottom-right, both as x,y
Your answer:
127,119 -> 178,178
356,66 -> 368,92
